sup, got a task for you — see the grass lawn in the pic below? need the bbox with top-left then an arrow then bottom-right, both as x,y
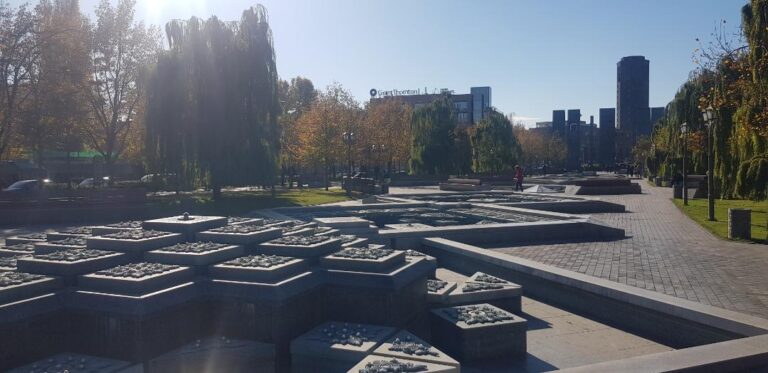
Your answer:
148,187 -> 355,217
673,198 -> 767,243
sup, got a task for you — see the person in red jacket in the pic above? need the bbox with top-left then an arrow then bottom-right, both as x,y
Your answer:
514,165 -> 524,191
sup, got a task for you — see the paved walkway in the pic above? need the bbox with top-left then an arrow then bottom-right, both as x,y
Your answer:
492,183 -> 768,319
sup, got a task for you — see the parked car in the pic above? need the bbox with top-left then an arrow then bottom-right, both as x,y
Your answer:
78,178 -> 95,188
2,179 -> 43,194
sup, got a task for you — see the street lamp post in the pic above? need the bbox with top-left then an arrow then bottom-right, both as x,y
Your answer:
343,131 -> 355,195
703,106 -> 716,221
681,122 -> 689,206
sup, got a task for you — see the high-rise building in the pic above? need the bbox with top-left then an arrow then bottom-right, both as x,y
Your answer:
567,109 -> 581,128
649,106 -> 665,129
599,108 -> 616,165
552,110 -> 566,138
617,56 -> 650,141
470,87 -> 492,124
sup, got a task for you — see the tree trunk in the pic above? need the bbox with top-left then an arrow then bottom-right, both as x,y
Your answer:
324,162 -> 329,191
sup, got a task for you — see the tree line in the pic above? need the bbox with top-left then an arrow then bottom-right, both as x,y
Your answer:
0,0 -> 160,174
1,0 -> 551,194
648,0 -> 767,201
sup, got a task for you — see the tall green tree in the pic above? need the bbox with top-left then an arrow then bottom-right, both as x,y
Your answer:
145,5 -> 280,197
410,97 -> 457,175
734,0 -> 768,200
470,109 -> 520,173
85,0 -> 160,177
278,76 -> 316,185
0,3 -> 37,159
18,0 -> 89,166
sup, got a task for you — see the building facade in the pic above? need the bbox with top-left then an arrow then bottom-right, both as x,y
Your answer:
617,56 -> 650,140
370,86 -> 491,127
649,106 -> 665,129
598,108 -> 616,166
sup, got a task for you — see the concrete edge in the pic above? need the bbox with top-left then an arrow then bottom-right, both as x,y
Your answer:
557,334 -> 768,373
421,237 -> 768,336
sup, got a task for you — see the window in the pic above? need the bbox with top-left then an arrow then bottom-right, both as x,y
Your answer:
453,101 -> 469,111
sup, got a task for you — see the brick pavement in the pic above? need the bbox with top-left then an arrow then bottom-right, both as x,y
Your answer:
492,183 -> 768,319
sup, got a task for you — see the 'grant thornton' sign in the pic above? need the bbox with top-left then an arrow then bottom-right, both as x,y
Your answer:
370,87 -> 454,97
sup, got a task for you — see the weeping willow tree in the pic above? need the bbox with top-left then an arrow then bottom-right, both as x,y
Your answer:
145,5 -> 280,197
650,0 -> 768,201
409,97 -> 457,175
734,0 -> 768,200
470,109 -> 521,174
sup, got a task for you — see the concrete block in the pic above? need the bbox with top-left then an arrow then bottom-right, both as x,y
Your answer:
206,270 -> 320,302
313,216 -> 371,229
196,225 -> 282,246
69,280 -> 200,316
348,355 -> 458,373
443,281 -> 522,313
147,337 -> 275,373
143,215 -> 228,238
320,248 -> 405,272
372,330 -> 460,369
145,243 -> 244,267
258,236 -> 341,259
16,249 -> 127,278
4,233 -> 48,246
35,238 -> 88,254
79,262 -> 193,296
0,272 -> 62,304
430,303 -> 527,360
90,221 -> 143,236
290,321 -> 396,373
427,280 -> 457,304
0,244 -> 35,257
7,353 -> 136,373
209,255 -> 308,283
86,231 -> 183,253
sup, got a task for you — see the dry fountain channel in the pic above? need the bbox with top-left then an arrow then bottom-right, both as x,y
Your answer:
0,194 -> 766,372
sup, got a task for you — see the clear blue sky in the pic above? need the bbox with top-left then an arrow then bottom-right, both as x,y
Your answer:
9,0 -> 745,126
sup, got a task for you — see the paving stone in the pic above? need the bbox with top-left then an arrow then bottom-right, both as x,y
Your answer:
493,183 -> 768,319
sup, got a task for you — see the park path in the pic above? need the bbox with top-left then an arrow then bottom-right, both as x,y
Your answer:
493,183 -> 768,319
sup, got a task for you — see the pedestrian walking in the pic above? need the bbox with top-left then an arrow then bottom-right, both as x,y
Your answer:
515,165 -> 524,191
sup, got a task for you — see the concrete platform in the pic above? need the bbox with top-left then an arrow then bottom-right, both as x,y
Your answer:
145,243 -> 244,267
196,225 -> 282,246
0,244 -> 34,257
258,236 -> 341,259
34,238 -> 88,254
206,270 -> 321,302
209,255 -> 308,283
86,231 -> 183,253
147,337 -> 275,373
313,216 -> 371,228
348,355 -> 458,373
290,321 -> 396,373
79,263 -> 193,295
69,281 -> 200,316
430,303 -> 527,360
0,272 -> 62,304
7,353 -> 137,373
427,279 -> 457,303
4,233 -> 48,246
319,248 -> 405,272
16,249 -> 128,278
143,215 -> 228,238
372,330 -> 460,368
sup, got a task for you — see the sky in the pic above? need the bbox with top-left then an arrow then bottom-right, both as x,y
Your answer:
8,0 -> 746,127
